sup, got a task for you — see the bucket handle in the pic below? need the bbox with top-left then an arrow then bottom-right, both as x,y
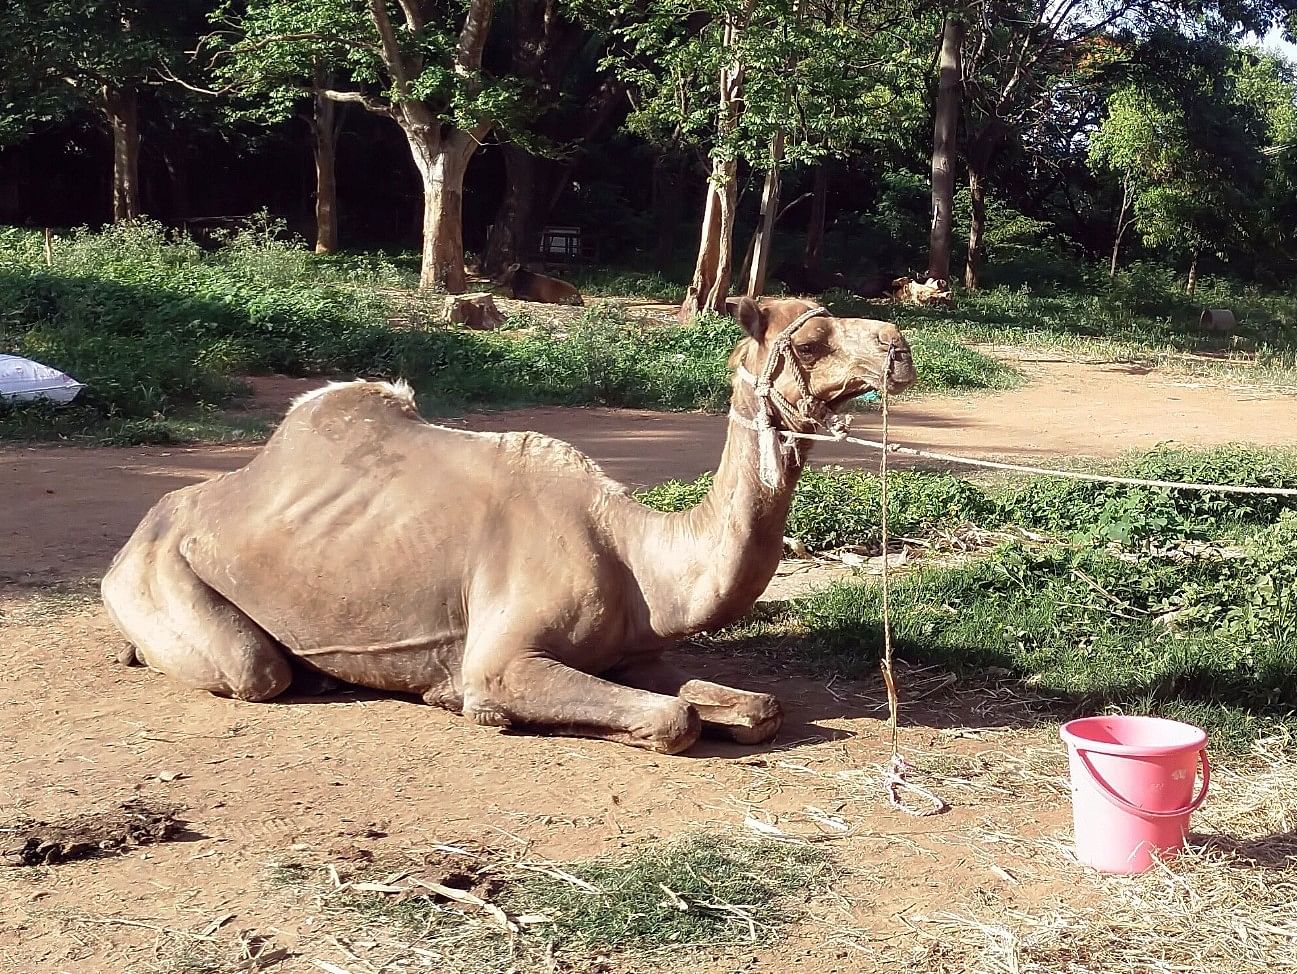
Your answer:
1076,748 -> 1210,819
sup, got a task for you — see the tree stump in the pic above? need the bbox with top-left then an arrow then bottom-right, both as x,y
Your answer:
443,293 -> 505,331
1199,308 -> 1236,334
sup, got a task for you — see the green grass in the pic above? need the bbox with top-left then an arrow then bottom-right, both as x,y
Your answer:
771,523 -> 1297,751
639,445 -> 1297,551
0,224 -> 1014,436
562,265 -> 687,302
645,445 -> 1297,751
0,399 -> 271,444
283,833 -> 827,972
819,260 -> 1297,391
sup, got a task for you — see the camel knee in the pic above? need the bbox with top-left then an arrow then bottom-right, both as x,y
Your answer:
643,698 -> 702,755
224,664 -> 292,702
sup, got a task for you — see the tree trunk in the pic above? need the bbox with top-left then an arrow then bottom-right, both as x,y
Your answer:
652,152 -> 686,271
680,159 -> 739,319
1109,173 -> 1134,279
680,14 -> 746,320
804,163 -> 828,272
1186,247 -> 1200,297
408,130 -> 474,293
746,131 -> 785,297
482,145 -> 537,275
926,17 -> 964,284
964,166 -> 986,291
103,85 -> 140,222
312,83 -> 342,255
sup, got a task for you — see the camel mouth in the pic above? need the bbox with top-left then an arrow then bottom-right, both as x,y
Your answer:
824,383 -> 874,412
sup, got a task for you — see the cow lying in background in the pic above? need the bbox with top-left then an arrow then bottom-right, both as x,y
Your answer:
499,264 -> 584,306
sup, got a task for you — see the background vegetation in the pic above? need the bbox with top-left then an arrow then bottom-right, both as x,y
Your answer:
643,446 -> 1297,749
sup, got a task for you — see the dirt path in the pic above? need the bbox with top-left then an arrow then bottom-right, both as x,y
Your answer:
4,359 -> 1295,585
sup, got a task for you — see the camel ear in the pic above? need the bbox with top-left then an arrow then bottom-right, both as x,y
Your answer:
727,296 -> 767,342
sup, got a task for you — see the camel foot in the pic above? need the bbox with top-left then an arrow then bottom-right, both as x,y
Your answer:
422,686 -> 464,712
679,683 -> 783,744
116,642 -> 143,667
465,698 -> 512,728
716,711 -> 783,745
645,700 -> 703,754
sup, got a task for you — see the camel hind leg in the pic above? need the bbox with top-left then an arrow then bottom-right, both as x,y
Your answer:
102,503 -> 292,702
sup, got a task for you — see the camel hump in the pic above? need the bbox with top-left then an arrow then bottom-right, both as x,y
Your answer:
287,379 -> 420,417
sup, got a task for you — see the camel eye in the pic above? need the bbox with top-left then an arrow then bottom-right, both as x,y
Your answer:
796,340 -> 829,357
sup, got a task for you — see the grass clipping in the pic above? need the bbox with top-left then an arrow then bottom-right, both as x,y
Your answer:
910,732 -> 1297,974
280,831 -> 829,973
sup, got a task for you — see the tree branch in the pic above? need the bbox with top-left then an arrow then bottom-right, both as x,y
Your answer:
321,88 -> 394,117
369,0 -> 413,97
456,0 -> 495,77
396,0 -> 425,33
229,32 -> 382,58
156,63 -> 234,96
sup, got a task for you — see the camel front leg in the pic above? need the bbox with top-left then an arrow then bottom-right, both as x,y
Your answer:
462,649 -> 702,755
610,658 -> 783,745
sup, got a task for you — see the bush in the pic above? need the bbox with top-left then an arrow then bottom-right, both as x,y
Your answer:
0,222 -> 403,416
640,446 -> 1297,552
788,515 -> 1297,748
0,224 -> 1032,426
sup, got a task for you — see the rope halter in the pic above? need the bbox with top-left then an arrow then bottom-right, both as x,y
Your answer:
729,305 -> 849,489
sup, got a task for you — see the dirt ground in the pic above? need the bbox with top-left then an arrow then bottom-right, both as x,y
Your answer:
1,358 -> 1292,972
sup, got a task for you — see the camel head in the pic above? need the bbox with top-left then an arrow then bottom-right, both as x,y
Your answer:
727,297 -> 917,431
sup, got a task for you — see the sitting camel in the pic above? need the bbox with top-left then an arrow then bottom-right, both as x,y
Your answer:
102,298 -> 916,754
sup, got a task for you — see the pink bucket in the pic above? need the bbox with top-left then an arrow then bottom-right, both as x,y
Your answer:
1059,715 -> 1210,874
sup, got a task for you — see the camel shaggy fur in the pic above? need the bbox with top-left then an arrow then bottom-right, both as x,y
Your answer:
102,298 -> 916,754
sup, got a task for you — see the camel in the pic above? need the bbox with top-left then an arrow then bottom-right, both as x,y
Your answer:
102,298 -> 916,754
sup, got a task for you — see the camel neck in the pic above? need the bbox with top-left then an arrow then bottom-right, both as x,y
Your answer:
626,376 -> 808,639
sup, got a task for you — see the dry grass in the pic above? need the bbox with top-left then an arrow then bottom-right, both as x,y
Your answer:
900,731 -> 1297,973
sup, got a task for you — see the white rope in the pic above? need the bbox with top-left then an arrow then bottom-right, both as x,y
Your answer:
781,428 -> 1297,498
733,306 -> 831,489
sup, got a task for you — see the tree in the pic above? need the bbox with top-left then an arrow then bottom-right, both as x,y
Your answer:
0,0 -> 204,222
1089,39 -> 1271,293
204,0 -> 511,291
955,0 -> 1290,290
477,1 -> 621,275
925,14 -> 963,284
1087,86 -> 1171,278
197,2 -> 366,253
608,0 -> 924,317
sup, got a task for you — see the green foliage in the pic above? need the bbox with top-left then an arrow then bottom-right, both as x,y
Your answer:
505,833 -> 826,950
207,0 -> 523,139
562,267 -> 686,302
641,445 -> 1297,552
788,517 -> 1297,749
641,468 -> 989,550
599,0 -> 927,169
0,222 -> 404,417
906,332 -> 1021,392
643,444 -> 1297,751
0,0 -> 202,144
0,228 -> 1017,428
